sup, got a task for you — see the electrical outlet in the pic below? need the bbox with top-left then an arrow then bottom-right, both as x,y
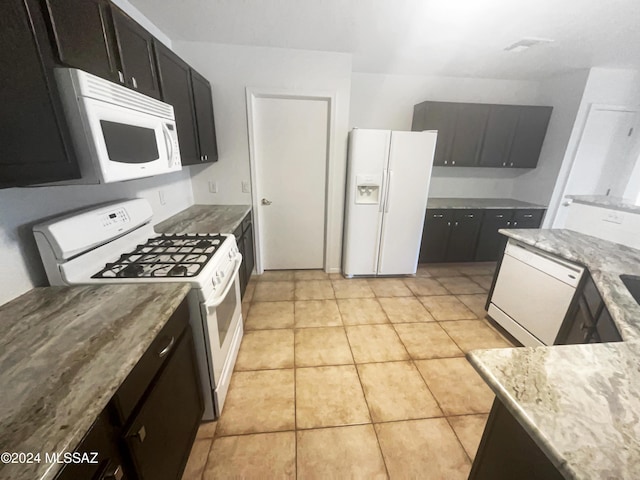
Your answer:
158,189 -> 166,206
242,181 -> 251,193
208,181 -> 218,193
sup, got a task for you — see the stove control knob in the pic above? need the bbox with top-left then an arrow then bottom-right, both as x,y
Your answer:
228,251 -> 234,260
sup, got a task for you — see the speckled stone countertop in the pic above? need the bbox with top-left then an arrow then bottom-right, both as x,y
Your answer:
567,195 -> 640,215
427,197 -> 547,209
499,228 -> 640,340
0,283 -> 191,480
467,227 -> 640,479
468,342 -> 640,480
155,204 -> 251,235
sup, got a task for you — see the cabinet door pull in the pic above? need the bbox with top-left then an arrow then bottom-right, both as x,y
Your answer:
509,162 -> 514,167
118,71 -> 124,83
496,214 -> 504,218
447,222 -> 451,226
131,76 -> 138,89
454,221 -> 459,226
104,464 -> 124,480
502,162 -> 506,166
129,425 -> 146,443
452,160 -> 456,165
444,160 -> 448,165
523,214 -> 533,218
507,221 -> 511,226
158,336 -> 175,358
433,214 -> 444,218
464,214 -> 474,218
513,221 -> 518,226
204,154 -> 208,161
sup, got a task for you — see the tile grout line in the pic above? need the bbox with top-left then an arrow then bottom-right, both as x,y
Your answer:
390,288 -> 480,468
343,317 -> 391,480
292,298 -> 298,480
223,268 -> 494,476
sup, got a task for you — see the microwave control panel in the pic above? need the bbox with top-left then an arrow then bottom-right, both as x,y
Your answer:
99,208 -> 130,228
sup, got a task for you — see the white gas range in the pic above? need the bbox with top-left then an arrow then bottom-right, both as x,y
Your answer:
33,198 -> 243,420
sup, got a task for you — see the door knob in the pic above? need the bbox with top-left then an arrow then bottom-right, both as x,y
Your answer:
261,198 -> 272,206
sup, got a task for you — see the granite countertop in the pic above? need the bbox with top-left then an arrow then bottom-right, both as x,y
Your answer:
427,197 -> 547,210
466,227 -> 640,479
567,195 -> 640,215
499,228 -> 640,340
468,342 -> 640,480
0,283 -> 191,480
155,204 -> 251,235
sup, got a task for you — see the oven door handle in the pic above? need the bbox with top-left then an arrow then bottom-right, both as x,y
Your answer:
206,254 -> 243,311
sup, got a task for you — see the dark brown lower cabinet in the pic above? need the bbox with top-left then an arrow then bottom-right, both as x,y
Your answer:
55,412 -> 128,480
235,212 -> 255,298
445,210 -> 483,262
420,208 -> 545,263
419,210 -> 453,262
555,273 -> 622,345
54,298 -> 203,480
124,328 -> 203,480
469,399 -> 564,480
474,210 -> 512,262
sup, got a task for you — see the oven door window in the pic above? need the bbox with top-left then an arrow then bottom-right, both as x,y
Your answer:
215,284 -> 237,347
100,120 -> 159,164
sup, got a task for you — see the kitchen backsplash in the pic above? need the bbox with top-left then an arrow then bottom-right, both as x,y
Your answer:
0,169 -> 194,306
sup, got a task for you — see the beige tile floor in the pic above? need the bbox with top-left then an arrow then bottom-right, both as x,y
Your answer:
182,262 -> 517,480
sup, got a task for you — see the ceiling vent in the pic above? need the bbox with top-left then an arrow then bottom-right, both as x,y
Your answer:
504,38 -> 554,53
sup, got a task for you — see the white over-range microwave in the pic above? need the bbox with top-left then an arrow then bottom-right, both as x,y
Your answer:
53,68 -> 182,184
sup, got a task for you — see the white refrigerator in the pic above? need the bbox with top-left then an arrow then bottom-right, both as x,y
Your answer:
343,129 -> 437,277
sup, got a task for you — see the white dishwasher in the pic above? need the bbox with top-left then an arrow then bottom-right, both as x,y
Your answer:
488,240 -> 584,346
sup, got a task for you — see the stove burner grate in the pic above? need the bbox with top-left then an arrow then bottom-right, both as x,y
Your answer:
91,233 -> 226,279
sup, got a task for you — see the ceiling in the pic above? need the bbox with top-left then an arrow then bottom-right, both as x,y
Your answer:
128,0 -> 640,79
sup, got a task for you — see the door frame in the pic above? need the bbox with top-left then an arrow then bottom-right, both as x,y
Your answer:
549,102 -> 639,227
246,88 -> 337,274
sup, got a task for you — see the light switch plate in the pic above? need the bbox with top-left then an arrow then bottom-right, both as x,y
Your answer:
158,190 -> 166,206
208,181 -> 218,193
242,181 -> 251,193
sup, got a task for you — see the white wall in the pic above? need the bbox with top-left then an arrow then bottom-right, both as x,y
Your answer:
0,0 -> 190,306
512,70 -> 590,219
172,42 -> 352,271
349,72 -> 542,199
542,68 -> 640,225
111,0 -> 172,48
0,171 -> 194,306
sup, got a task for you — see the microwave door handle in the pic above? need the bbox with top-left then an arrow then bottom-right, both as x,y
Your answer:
162,124 -> 173,162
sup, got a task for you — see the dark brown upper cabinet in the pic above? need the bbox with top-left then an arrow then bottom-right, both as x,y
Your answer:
111,5 -> 160,99
478,105 -> 520,167
154,40 -> 200,165
449,104 -> 490,167
42,0 -> 118,82
412,101 -> 457,166
1,0 -> 80,188
191,70 -> 219,164
412,101 -> 552,169
508,106 -> 553,168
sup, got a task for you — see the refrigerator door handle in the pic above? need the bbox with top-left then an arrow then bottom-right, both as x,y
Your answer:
379,169 -> 388,213
384,170 -> 393,213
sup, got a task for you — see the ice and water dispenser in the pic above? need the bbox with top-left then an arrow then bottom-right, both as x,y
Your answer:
355,174 -> 382,204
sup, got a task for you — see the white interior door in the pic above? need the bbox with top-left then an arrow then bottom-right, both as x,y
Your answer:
553,106 -> 637,227
253,96 -> 328,270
